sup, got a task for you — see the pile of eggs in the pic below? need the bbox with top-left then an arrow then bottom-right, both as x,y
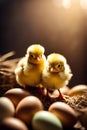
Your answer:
0,84 -> 87,130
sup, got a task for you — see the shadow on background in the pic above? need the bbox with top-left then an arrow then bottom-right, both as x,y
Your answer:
0,0 -> 87,87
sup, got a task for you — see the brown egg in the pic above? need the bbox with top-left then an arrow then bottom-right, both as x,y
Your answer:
60,86 -> 70,95
48,102 -> 77,128
52,86 -> 70,97
0,97 -> 15,121
0,117 -> 28,130
78,108 -> 87,128
68,84 -> 87,96
4,88 -> 31,107
16,96 -> 43,124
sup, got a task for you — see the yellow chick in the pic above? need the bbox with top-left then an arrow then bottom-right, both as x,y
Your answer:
42,53 -> 73,98
15,44 -> 46,88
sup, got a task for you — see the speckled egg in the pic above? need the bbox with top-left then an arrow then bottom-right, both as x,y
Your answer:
0,97 -> 15,120
68,84 -> 87,96
16,96 -> 43,124
48,101 -> 77,128
0,117 -> 28,130
32,110 -> 63,130
4,88 -> 31,107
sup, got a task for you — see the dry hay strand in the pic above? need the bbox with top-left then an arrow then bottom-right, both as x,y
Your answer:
0,51 -> 19,96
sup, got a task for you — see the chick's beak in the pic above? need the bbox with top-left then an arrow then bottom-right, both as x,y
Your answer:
36,57 -> 40,61
50,67 -> 58,73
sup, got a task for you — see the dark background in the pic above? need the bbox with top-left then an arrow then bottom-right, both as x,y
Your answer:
0,0 -> 87,87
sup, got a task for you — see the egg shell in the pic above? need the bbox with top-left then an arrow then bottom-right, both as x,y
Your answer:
4,88 -> 31,107
52,86 -> 70,97
48,102 -> 77,128
68,84 -> 87,96
16,96 -> 43,124
0,117 -> 28,130
32,110 -> 63,130
60,86 -> 70,94
78,108 -> 87,128
0,97 -> 15,120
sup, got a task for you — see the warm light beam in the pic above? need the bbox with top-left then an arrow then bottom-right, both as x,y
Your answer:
52,0 -> 62,7
62,0 -> 71,8
80,0 -> 87,10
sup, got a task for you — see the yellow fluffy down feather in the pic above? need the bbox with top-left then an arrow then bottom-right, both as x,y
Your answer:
15,44 -> 46,87
42,53 -> 73,90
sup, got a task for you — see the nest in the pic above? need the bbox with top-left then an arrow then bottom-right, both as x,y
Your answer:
0,52 -> 87,130
0,52 -> 19,96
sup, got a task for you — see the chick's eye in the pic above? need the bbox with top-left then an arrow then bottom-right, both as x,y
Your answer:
56,63 -> 63,70
29,54 -> 35,59
58,64 -> 61,68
